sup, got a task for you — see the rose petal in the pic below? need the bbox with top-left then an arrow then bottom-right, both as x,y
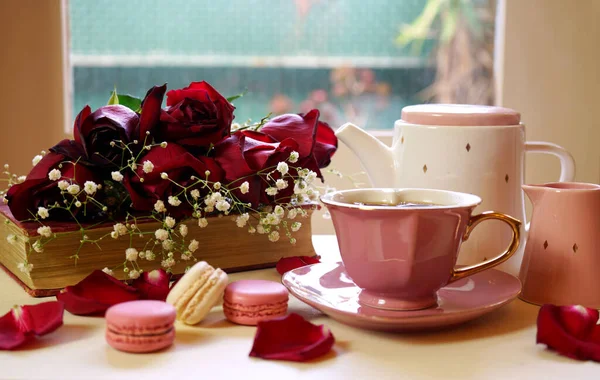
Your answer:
313,120 -> 338,168
249,313 -> 335,362
260,110 -> 319,159
131,269 -> 170,301
138,84 -> 167,138
0,302 -> 64,350
56,270 -> 140,316
537,304 -> 600,361
276,256 -> 321,275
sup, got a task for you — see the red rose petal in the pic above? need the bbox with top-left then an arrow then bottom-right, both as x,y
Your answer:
537,304 -> 600,361
276,256 -> 321,275
131,269 -> 171,301
249,313 -> 335,362
0,302 -> 64,350
56,270 -> 140,316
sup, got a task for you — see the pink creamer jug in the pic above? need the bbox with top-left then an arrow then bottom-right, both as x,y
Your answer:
519,182 -> 600,308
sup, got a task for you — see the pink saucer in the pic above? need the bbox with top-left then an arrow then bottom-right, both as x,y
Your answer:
282,262 -> 521,332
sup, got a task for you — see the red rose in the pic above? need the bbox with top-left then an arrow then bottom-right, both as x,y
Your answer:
5,151 -> 102,221
123,143 -> 224,217
155,81 -> 235,151
135,84 -> 167,142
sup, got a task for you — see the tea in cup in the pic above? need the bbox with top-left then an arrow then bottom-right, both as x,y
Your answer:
321,188 -> 522,310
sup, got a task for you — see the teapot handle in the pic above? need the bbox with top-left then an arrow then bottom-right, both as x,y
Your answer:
524,142 -> 576,231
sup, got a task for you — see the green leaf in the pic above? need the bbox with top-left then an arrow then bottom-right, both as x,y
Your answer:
116,94 -> 142,113
107,87 -> 119,105
226,88 -> 248,103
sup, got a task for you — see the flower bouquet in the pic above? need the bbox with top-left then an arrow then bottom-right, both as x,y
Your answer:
0,81 -> 338,296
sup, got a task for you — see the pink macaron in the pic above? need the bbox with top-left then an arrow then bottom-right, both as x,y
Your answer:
105,300 -> 176,353
223,280 -> 289,326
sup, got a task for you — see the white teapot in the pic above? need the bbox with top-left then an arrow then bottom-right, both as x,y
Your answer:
336,104 -> 576,275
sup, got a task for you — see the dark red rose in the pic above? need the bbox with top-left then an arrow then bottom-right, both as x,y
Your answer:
6,151 -> 102,221
537,304 -> 600,361
155,81 -> 235,151
71,105 -> 139,168
260,109 -> 338,170
123,143 -> 223,217
214,131 -> 299,207
135,84 -> 167,143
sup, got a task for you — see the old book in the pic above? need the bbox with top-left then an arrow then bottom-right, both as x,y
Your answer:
0,205 -> 316,297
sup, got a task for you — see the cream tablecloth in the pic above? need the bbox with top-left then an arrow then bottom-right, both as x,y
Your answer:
0,235 -> 598,379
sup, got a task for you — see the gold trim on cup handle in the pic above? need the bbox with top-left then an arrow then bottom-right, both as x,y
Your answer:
449,211 -> 522,283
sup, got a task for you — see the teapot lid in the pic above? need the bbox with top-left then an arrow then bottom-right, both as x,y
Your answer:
401,104 -> 521,126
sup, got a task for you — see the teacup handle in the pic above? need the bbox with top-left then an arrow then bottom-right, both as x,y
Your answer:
449,212 -> 522,283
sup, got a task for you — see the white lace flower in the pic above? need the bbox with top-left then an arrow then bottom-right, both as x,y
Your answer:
256,225 -> 265,234
154,200 -> 167,213
32,155 -> 43,166
161,257 -> 175,268
6,234 -> 18,245
160,172 -> 169,180
57,180 -> 69,191
268,231 -> 280,242
111,171 -> 124,182
266,213 -> 280,225
102,267 -> 114,277
67,184 -> 80,195
160,142 -> 168,148
125,248 -> 138,261
248,226 -> 256,234
291,222 -> 302,232
32,240 -> 43,253
265,187 -> 278,196
294,181 -> 307,194
75,201 -> 82,208
168,196 -> 182,207
37,207 -> 49,219
198,218 -> 208,228
213,182 -> 221,190
276,162 -> 289,175
216,199 -> 231,212
110,231 -> 118,239
188,239 -> 199,252
290,238 -> 297,245
84,181 -> 98,195
48,169 -> 61,181
142,160 -> 154,173
276,179 -> 288,190
162,239 -> 175,251
240,181 -> 250,194
274,206 -> 285,217
145,250 -> 156,261
113,223 -> 127,236
179,224 -> 188,237
128,269 -> 140,279
165,216 -> 176,229
37,226 -> 52,238
288,151 -> 299,163
154,228 -> 169,241
287,209 -> 298,219
306,170 -> 318,184
190,189 -> 200,200
236,213 -> 250,228
18,262 -> 33,274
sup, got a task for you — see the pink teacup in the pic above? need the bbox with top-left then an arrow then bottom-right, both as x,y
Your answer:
321,188 -> 522,311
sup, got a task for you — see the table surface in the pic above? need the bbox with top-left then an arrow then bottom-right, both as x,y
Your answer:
0,235 -> 598,380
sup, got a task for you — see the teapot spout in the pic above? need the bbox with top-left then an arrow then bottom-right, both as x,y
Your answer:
336,122 -> 394,187
522,184 -> 545,205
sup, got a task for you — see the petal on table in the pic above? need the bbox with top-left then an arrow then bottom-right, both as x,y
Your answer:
131,269 -> 171,301
276,256 -> 321,275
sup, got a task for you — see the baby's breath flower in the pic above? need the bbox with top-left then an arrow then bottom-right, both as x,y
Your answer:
154,228 -> 169,241
240,181 -> 250,194
216,199 -> 231,212
17,262 -> 33,274
181,253 -> 191,261
168,196 -> 181,207
113,223 -> 127,236
266,213 -> 280,225
291,222 -> 302,232
287,209 -> 298,219
110,231 -> 118,239
37,226 -> 52,238
37,207 -> 49,219
162,239 -> 175,251
125,248 -> 138,261
188,239 -> 199,252
256,224 -> 265,234
75,201 -> 82,207
198,218 -> 208,228
6,234 -> 18,245
154,200 -> 167,213
160,142 -> 168,148
67,184 -> 80,195
265,187 -> 278,196
165,216 -> 176,229
161,257 -> 175,269
190,189 -> 200,200
288,151 -> 299,163
274,206 -> 285,218
306,170 -> 318,184
16,175 -> 26,184
268,231 -> 280,242
142,160 -> 154,173
294,181 -> 307,195
204,206 -> 214,213
204,170 -> 211,177
276,179 -> 288,190
128,269 -> 140,279
84,181 -> 98,195
32,240 -> 43,253
48,169 -> 61,181
139,250 -> 146,259
57,180 -> 69,191
111,171 -> 124,182
102,267 -> 114,277
145,250 -> 156,261
179,224 -> 188,237
160,172 -> 168,180
32,155 -> 43,166
276,162 -> 289,175
213,182 -> 221,190
236,213 -> 250,228
248,226 -> 256,234
290,238 -> 297,245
